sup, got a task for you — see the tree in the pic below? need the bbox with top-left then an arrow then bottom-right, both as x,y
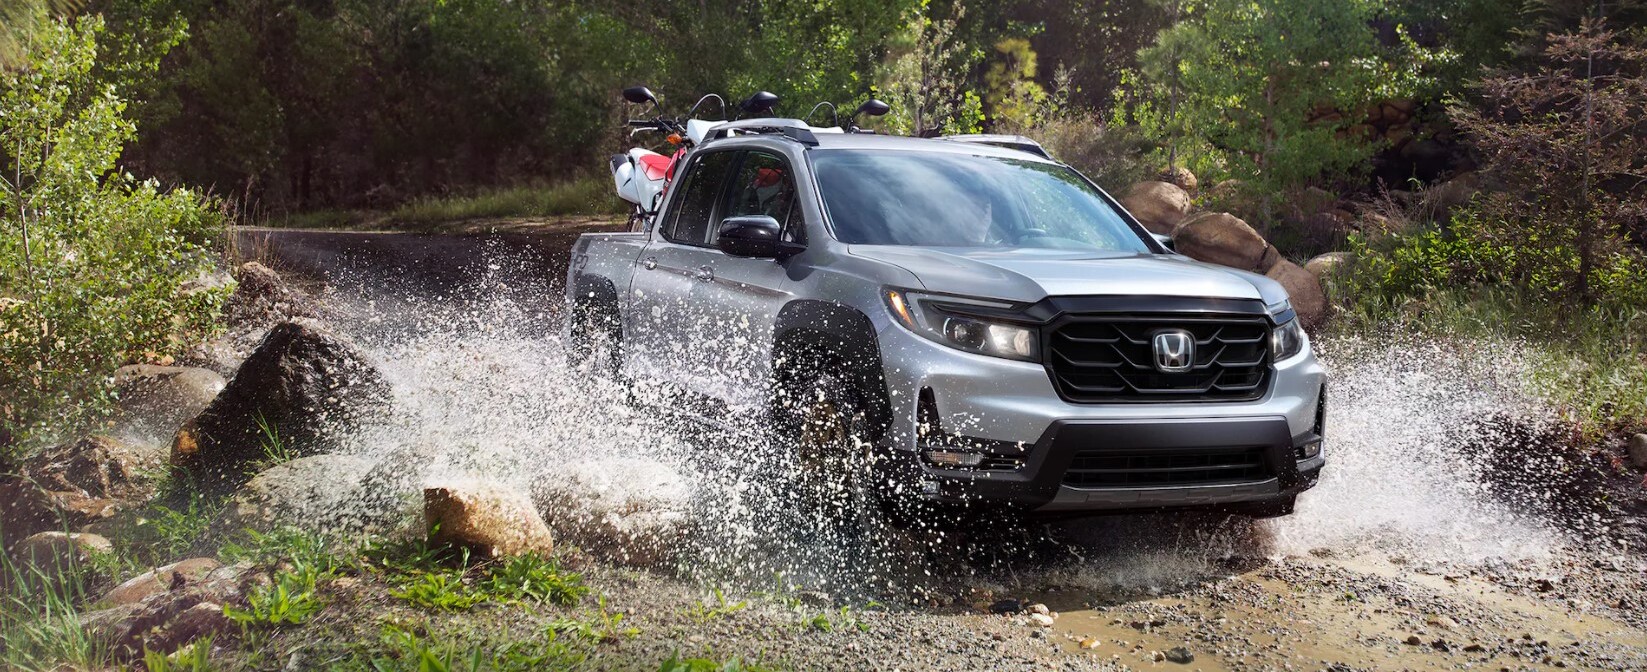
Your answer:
0,16 -> 226,452
875,1 -> 986,136
983,37 -> 1049,132
1122,0 -> 1435,192
1448,18 -> 1647,304
0,1 -> 82,69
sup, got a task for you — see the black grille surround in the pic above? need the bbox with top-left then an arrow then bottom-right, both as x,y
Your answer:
1044,311 -> 1274,403
1062,445 -> 1271,488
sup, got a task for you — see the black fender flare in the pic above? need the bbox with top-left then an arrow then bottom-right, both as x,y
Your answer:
569,274 -> 619,311
771,300 -> 893,440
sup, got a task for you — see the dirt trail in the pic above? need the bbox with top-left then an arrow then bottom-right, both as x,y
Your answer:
240,225 -> 1647,671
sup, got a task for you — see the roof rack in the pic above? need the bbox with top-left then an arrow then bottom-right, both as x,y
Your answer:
704,118 -> 822,145
936,134 -> 1051,159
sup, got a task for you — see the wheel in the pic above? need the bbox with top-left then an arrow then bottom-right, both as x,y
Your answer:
566,300 -> 620,377
779,371 -> 877,513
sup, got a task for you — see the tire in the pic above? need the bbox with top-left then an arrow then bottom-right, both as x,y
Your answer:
566,300 -> 620,377
1238,496 -> 1296,519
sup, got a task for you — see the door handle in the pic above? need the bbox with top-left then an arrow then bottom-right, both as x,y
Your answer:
695,266 -> 715,282
642,257 -> 657,270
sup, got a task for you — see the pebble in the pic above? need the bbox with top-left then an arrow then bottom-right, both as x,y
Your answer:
1028,603 -> 1050,616
1405,635 -> 1423,645
1028,613 -> 1055,628
1164,646 -> 1195,664
1079,638 -> 1100,650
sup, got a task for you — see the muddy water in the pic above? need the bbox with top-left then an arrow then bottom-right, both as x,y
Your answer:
242,226 -> 1647,670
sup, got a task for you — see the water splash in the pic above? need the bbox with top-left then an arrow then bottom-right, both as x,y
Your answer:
273,237 -> 1588,600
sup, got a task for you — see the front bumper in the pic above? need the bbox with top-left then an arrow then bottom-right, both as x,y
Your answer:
873,307 -> 1327,513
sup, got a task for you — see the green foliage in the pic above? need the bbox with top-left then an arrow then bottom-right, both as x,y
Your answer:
361,623 -> 587,672
141,490 -> 221,560
874,1 -> 988,136
545,596 -> 638,643
143,635 -> 214,672
225,563 -> 329,627
0,15 -> 226,453
0,547 -> 111,671
381,178 -> 622,229
1121,0 -> 1438,192
657,653 -> 776,672
392,572 -> 486,612
218,526 -> 344,575
479,554 -> 588,607
686,587 -> 748,623
983,37 -> 1050,132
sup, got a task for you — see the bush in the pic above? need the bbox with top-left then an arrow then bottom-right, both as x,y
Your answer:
1029,114 -> 1157,193
0,16 -> 226,455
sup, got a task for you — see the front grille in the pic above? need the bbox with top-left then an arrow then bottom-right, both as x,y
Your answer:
1046,314 -> 1271,402
1063,446 -> 1271,488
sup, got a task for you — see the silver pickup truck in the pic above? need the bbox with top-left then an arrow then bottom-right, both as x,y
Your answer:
565,120 -> 1325,519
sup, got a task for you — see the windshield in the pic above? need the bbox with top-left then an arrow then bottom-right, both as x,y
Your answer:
811,149 -> 1150,252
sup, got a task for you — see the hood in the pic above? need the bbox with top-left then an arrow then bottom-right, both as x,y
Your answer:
848,246 -> 1289,306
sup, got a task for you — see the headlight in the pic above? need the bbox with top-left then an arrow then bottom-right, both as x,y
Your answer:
885,289 -> 1039,362
1271,315 -> 1306,362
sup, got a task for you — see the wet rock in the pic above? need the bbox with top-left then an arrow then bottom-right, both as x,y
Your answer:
222,453 -> 385,533
1120,181 -> 1194,235
83,582 -> 246,660
1027,603 -> 1050,616
988,598 -> 1023,615
150,601 -> 232,652
1078,637 -> 1100,650
226,262 -> 317,327
1164,646 -> 1195,664
172,319 -> 390,493
0,436 -> 158,547
10,531 -> 113,587
1171,212 -> 1278,273
1265,260 -> 1328,327
1627,434 -> 1647,470
1027,612 -> 1055,628
426,480 -> 555,558
103,558 -> 222,606
1304,252 -> 1352,280
531,459 -> 689,568
112,365 -> 225,441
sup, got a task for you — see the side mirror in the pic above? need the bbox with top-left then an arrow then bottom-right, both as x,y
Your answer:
718,215 -> 797,258
622,85 -> 658,106
739,91 -> 780,117
1151,232 -> 1176,252
854,99 -> 890,118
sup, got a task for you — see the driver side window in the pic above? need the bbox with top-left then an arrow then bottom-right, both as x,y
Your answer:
664,151 -> 736,246
719,151 -> 805,245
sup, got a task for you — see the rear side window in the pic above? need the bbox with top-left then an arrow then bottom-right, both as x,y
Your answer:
664,151 -> 736,246
721,151 -> 804,244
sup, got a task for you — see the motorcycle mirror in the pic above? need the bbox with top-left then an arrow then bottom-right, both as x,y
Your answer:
622,86 -> 658,106
739,91 -> 780,116
854,99 -> 891,118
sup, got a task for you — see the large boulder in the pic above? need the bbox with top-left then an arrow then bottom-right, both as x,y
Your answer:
0,436 -> 161,547
112,365 -> 226,441
221,453 -> 391,534
102,557 -> 222,606
80,564 -> 251,661
172,319 -> 390,493
1119,181 -> 1193,235
425,481 -> 555,558
1171,212 -> 1279,273
531,459 -> 691,568
1266,261 -> 1328,327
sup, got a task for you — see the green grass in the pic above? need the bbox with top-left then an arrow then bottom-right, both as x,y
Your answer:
0,543 -> 113,671
1328,285 -> 1647,433
268,176 -> 624,231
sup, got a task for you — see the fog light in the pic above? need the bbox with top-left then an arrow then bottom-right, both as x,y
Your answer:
924,450 -> 985,467
919,479 -> 941,495
1296,440 -> 1322,460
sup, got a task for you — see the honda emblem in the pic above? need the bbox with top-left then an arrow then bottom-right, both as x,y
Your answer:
1152,330 -> 1194,373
